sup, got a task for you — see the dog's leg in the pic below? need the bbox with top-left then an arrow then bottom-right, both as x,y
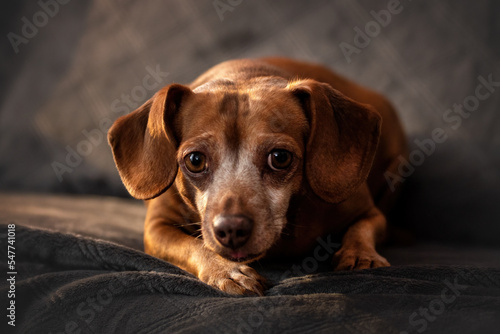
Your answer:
333,206 -> 390,270
144,194 -> 266,296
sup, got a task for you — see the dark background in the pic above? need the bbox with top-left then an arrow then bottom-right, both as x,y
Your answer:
1,0 -> 499,245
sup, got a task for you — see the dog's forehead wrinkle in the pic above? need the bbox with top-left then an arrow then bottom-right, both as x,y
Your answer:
219,92 -> 239,115
218,92 -> 253,153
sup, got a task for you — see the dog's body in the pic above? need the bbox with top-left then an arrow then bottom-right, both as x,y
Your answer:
109,58 -> 407,295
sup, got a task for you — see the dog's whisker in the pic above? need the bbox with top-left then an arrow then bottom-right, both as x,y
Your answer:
176,222 -> 201,227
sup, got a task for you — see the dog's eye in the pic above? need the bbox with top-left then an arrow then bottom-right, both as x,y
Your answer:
268,149 -> 292,170
184,152 -> 207,173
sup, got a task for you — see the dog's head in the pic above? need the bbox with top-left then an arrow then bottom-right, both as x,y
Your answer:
108,77 -> 381,262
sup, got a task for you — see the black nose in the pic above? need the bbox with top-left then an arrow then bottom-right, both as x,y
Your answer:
213,215 -> 253,249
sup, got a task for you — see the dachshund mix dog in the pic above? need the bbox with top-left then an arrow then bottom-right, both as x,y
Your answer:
108,58 -> 407,296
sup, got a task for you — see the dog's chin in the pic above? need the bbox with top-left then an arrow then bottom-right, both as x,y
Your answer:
223,251 -> 265,263
208,244 -> 266,263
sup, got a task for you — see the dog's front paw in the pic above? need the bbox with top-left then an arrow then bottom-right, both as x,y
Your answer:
333,246 -> 390,271
199,260 -> 266,296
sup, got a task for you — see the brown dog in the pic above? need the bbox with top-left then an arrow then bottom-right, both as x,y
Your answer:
108,57 -> 407,296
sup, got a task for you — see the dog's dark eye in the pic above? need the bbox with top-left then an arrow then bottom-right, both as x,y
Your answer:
184,152 -> 207,173
268,149 -> 292,170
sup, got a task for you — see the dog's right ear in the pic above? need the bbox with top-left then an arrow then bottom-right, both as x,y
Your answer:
108,84 -> 192,200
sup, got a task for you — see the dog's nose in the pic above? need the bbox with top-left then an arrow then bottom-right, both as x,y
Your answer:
213,215 -> 253,249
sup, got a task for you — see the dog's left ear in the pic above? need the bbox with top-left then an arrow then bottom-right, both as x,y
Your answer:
288,79 -> 381,203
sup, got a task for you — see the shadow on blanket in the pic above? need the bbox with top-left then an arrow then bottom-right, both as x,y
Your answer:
1,223 -> 499,334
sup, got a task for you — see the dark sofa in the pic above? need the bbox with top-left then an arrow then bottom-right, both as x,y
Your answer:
1,1 -> 499,333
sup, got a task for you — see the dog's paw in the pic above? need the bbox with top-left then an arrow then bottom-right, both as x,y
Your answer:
333,246 -> 390,271
199,261 -> 266,296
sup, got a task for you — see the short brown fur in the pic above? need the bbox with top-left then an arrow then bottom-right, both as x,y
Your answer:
108,58 -> 407,295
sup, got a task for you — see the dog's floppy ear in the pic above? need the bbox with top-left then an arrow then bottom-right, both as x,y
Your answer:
108,84 -> 192,200
289,79 -> 381,203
